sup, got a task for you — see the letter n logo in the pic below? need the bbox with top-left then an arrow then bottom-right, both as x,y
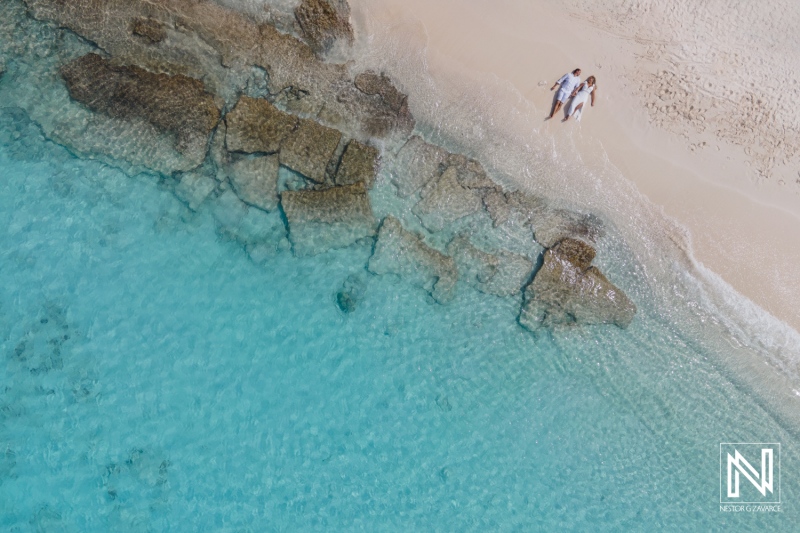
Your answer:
720,443 -> 780,504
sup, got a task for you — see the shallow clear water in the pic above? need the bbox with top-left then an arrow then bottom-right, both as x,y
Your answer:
1,110 -> 797,531
1,1 -> 798,530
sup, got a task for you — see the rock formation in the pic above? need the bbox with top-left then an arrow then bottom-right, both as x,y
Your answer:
25,0 -> 412,139
228,155 -> 280,212
5,0 -> 637,330
447,234 -> 533,297
131,18 -> 166,44
281,183 -> 376,256
335,140 -> 379,189
482,189 -> 603,247
225,96 -> 297,155
279,118 -> 342,183
368,216 -> 458,304
446,153 -> 500,192
390,136 -> 450,197
335,272 -> 368,313
352,70 -> 415,137
294,0 -> 353,56
413,166 -> 483,232
61,53 -> 220,167
519,238 -> 636,331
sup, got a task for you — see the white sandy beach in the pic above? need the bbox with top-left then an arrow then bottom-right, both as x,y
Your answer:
347,0 -> 800,334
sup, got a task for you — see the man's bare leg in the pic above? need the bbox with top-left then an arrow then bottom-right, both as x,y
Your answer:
548,100 -> 563,119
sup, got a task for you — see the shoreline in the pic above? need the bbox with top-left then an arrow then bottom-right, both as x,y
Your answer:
349,0 -> 800,334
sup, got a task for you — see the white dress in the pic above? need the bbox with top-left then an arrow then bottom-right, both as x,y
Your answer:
566,83 -> 594,121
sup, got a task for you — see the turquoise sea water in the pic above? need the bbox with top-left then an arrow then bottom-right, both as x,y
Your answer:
1,4 -> 799,532
1,110 -> 798,532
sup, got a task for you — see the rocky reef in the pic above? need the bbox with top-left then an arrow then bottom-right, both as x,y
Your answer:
3,0 -> 636,332
519,238 -> 637,331
61,53 -> 220,166
368,217 -> 458,304
281,183 -> 376,256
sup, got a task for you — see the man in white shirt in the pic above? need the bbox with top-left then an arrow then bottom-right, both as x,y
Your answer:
548,68 -> 581,119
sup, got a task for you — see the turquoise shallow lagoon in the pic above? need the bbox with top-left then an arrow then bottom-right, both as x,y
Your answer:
1,0 -> 799,529
1,109 -> 798,531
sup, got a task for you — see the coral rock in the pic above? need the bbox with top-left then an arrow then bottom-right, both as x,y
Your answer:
390,136 -> 449,197
60,53 -> 220,165
412,166 -> 483,232
225,96 -> 297,155
281,183 -> 376,256
279,118 -> 342,183
294,0 -> 353,55
447,234 -> 533,297
335,140 -> 379,188
519,238 -> 636,331
228,154 -> 280,212
368,216 -> 458,304
353,70 -> 415,137
131,18 -> 166,43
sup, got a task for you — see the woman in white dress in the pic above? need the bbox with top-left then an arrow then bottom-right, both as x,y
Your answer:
563,76 -> 597,122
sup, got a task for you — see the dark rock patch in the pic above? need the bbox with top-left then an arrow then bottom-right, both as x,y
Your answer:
519,238 -> 636,331
279,117 -> 342,183
353,70 -> 415,136
60,53 -> 220,162
335,272 -> 368,313
225,96 -> 297,155
294,0 -> 353,55
335,140 -> 379,188
131,18 -> 166,43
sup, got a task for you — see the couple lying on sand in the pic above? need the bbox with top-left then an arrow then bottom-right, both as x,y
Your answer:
547,68 -> 597,122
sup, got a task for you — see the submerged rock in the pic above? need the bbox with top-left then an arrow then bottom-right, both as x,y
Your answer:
446,153 -> 499,192
228,154 -> 280,212
353,70 -> 415,136
447,234 -> 533,297
60,53 -> 220,167
280,183 -> 375,256
131,18 -> 166,44
279,117 -> 342,183
390,136 -> 449,197
335,140 -> 379,189
294,0 -> 353,56
482,189 -> 602,247
368,216 -> 457,304
335,272 -> 368,313
519,238 -> 636,331
174,171 -> 216,211
413,166 -> 483,232
225,96 -> 297,155
26,0 -> 414,140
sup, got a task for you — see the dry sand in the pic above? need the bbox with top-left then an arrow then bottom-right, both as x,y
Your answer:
348,0 -> 800,333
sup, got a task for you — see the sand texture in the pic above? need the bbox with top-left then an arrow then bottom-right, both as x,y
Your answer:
349,0 -> 800,333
